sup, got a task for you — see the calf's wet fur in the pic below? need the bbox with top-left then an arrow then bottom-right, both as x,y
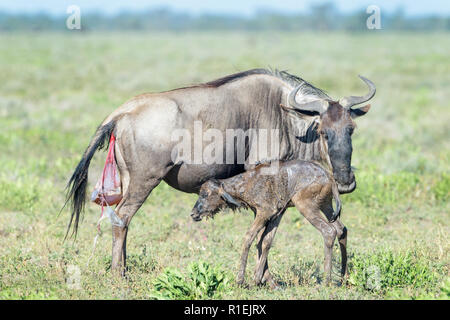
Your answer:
191,160 -> 347,287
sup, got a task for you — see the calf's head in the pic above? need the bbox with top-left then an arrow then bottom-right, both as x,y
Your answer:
191,180 -> 241,221
287,75 -> 375,193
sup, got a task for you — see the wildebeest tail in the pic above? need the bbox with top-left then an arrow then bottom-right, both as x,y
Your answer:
62,120 -> 117,239
331,181 -> 342,222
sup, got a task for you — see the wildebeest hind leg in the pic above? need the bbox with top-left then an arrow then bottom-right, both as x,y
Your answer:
111,141 -> 173,276
111,176 -> 162,276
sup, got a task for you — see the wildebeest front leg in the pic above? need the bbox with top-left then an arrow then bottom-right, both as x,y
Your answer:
293,197 -> 336,284
254,211 -> 284,287
321,202 -> 348,281
332,219 -> 348,280
237,215 -> 268,286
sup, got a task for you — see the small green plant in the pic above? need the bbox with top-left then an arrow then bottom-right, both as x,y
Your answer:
151,268 -> 193,300
348,250 -> 437,293
150,261 -> 231,300
189,261 -> 230,298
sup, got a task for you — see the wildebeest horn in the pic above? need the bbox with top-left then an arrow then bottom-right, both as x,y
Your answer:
339,75 -> 376,109
287,83 -> 329,114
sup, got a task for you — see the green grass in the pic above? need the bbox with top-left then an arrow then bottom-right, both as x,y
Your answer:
348,249 -> 438,292
0,31 -> 449,300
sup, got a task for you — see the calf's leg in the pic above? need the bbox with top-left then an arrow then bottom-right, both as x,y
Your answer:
254,211 -> 285,287
237,215 -> 268,286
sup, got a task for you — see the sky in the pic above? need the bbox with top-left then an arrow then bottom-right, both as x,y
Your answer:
0,0 -> 449,17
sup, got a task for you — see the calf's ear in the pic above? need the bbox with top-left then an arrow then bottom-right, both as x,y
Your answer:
350,104 -> 371,119
220,191 -> 241,207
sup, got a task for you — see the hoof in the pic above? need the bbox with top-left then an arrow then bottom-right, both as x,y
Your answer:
339,274 -> 349,286
263,276 -> 281,289
267,278 -> 280,289
236,274 -> 245,287
256,273 -> 280,289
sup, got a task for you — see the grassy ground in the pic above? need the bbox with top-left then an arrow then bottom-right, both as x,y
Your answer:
0,31 -> 448,300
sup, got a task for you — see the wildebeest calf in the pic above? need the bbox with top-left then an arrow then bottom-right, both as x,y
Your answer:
191,160 -> 347,287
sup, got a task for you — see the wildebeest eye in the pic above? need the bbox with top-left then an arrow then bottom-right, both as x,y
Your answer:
347,127 -> 354,135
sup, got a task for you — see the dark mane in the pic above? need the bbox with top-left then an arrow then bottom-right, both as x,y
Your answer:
200,68 -> 330,99
273,69 -> 330,99
203,68 -> 271,87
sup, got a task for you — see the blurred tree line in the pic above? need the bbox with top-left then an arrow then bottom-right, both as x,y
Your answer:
0,3 -> 448,32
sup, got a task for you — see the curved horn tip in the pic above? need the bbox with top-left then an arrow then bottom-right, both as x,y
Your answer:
358,75 -> 376,89
340,75 -> 376,109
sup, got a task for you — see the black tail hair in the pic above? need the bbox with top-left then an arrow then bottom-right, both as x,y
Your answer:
330,181 -> 342,222
62,120 -> 116,239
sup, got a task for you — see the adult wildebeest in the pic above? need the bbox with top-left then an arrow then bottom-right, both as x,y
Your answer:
65,68 -> 375,275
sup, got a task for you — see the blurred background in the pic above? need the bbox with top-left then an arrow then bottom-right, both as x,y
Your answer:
0,0 -> 449,31
0,1 -> 448,300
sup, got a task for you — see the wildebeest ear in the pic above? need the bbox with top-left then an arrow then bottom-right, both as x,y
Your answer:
220,191 -> 241,207
350,104 -> 371,119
